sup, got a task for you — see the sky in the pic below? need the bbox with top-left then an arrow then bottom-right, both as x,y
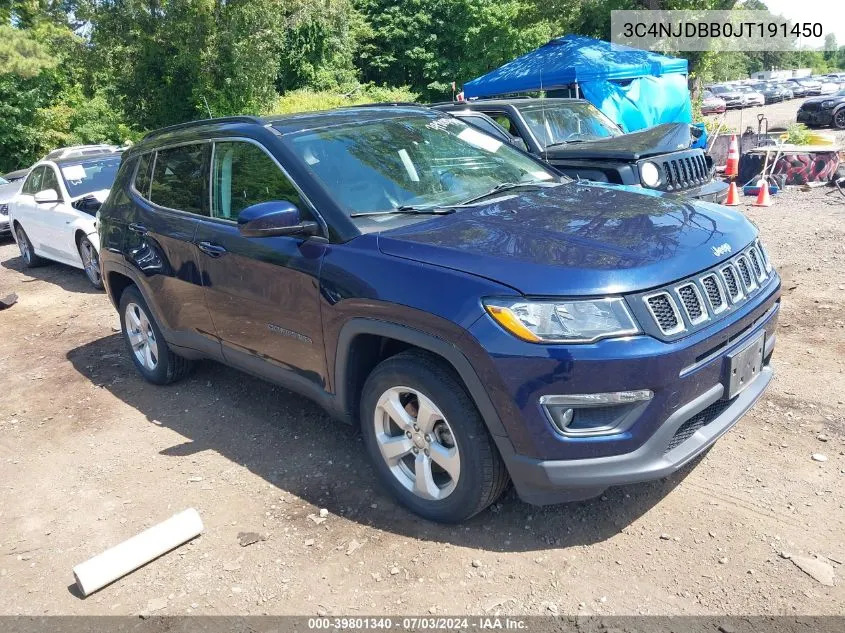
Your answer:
762,0 -> 845,50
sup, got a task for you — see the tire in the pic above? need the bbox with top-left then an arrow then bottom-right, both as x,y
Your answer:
14,223 -> 45,268
360,350 -> 509,523
834,109 -> 845,130
118,285 -> 193,385
77,235 -> 104,289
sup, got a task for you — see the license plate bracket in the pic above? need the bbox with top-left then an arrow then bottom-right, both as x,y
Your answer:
726,333 -> 765,399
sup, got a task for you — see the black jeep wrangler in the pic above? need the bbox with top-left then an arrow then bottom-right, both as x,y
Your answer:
433,98 -> 728,203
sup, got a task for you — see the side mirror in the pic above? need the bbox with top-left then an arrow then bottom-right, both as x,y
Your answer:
34,188 -> 60,204
237,200 -> 319,238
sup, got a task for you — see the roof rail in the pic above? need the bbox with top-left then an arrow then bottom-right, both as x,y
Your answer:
141,116 -> 265,141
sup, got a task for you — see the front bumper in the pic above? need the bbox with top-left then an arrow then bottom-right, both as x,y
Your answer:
470,275 -> 779,505
502,366 -> 772,504
797,109 -> 834,126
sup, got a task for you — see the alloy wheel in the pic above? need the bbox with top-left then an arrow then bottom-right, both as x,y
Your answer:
835,110 -> 845,130
15,226 -> 30,265
79,238 -> 101,286
373,386 -> 460,501
125,302 -> 159,371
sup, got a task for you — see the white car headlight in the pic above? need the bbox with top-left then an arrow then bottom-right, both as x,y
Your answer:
640,161 -> 660,188
484,297 -> 640,344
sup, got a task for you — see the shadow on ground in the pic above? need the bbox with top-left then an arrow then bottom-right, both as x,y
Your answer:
1,251 -> 102,295
67,333 -> 699,552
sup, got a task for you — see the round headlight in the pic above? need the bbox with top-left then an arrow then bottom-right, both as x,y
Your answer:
640,161 -> 660,188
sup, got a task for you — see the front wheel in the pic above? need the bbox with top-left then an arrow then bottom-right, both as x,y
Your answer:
834,109 -> 845,130
360,350 -> 509,523
118,286 -> 193,385
77,235 -> 103,289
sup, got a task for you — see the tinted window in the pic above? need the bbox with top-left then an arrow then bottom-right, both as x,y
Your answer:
150,144 -> 208,215
211,141 -> 303,221
134,153 -> 153,199
41,167 -> 62,198
22,166 -> 45,195
460,115 -> 509,141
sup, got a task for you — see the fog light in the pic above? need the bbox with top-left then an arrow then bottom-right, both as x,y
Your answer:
540,390 -> 653,437
546,406 -> 574,433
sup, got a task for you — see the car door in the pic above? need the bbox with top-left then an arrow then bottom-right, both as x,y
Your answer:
13,166 -> 46,245
123,144 -> 219,357
194,138 -> 328,389
38,164 -> 81,262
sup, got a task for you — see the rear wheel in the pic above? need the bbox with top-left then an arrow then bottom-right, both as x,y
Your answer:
14,224 -> 44,268
118,286 -> 193,385
77,235 -> 103,289
360,350 -> 509,523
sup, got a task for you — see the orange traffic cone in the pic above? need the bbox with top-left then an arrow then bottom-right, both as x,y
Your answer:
752,179 -> 772,207
724,181 -> 740,206
725,134 -> 739,177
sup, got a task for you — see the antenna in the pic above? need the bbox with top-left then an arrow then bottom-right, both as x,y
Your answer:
202,96 -> 214,119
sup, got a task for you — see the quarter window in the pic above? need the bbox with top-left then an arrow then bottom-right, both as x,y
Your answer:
211,141 -> 304,221
22,166 -> 45,195
134,153 -> 154,199
150,144 -> 208,215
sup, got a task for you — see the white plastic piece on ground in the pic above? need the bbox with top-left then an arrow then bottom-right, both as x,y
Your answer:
72,508 -> 203,597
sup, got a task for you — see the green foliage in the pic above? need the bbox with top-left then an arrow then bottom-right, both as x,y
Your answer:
270,84 -> 417,114
783,123 -> 811,145
0,24 -> 55,78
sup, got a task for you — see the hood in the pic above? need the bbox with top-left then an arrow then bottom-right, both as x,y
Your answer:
802,93 -> 845,105
0,182 -> 22,204
377,182 -> 757,296
542,123 -> 695,161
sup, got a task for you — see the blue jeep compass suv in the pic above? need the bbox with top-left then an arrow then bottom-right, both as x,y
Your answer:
98,106 -> 779,523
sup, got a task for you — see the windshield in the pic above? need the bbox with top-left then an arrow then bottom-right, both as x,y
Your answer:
517,102 -> 622,148
283,114 -> 555,222
59,156 -> 121,198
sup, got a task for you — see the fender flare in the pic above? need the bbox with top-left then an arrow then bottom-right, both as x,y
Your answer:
334,318 -> 508,438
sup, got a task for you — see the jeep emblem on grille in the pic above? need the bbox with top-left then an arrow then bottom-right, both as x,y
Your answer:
712,243 -> 732,257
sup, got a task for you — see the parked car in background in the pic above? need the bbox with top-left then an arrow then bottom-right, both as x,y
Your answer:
792,78 -> 822,95
42,144 -> 122,161
97,109 -> 779,523
785,79 -> 810,97
734,85 -> 765,107
433,98 -> 728,203
751,83 -> 784,104
3,168 -> 30,183
709,85 -> 745,109
0,176 -> 23,236
774,83 -> 795,99
797,89 -> 845,129
701,90 -> 727,115
8,150 -> 122,288
817,80 -> 840,95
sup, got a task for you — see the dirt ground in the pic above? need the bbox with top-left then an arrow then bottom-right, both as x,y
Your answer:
1,180 -> 844,617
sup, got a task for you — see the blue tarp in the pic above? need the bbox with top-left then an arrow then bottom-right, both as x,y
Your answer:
463,35 -> 691,132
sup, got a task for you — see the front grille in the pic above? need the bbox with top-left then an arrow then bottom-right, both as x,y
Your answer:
665,400 -> 732,453
676,283 -> 706,324
645,292 -> 682,335
637,243 -> 774,340
700,274 -> 726,313
653,150 -> 710,192
736,256 -> 757,291
800,102 -> 820,112
720,265 -> 742,302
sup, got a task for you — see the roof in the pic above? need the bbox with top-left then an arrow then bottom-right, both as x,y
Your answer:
463,35 -> 688,99
432,97 -> 587,110
52,151 -> 122,167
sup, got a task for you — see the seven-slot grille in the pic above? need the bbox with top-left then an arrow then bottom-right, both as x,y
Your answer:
641,243 -> 772,337
653,151 -> 710,192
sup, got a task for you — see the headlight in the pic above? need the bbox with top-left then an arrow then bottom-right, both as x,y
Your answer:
483,297 -> 640,344
820,100 -> 835,109
640,161 -> 660,188
0,204 -> 8,216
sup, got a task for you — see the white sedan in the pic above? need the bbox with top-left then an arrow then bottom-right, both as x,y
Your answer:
8,152 -> 121,289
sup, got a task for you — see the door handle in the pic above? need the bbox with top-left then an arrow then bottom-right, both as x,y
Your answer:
197,241 -> 227,257
128,223 -> 148,235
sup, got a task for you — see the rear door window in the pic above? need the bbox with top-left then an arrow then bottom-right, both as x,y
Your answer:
150,144 -> 209,215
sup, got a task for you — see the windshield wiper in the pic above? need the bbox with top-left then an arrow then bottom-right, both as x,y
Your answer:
349,205 -> 456,218
456,180 -> 560,206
